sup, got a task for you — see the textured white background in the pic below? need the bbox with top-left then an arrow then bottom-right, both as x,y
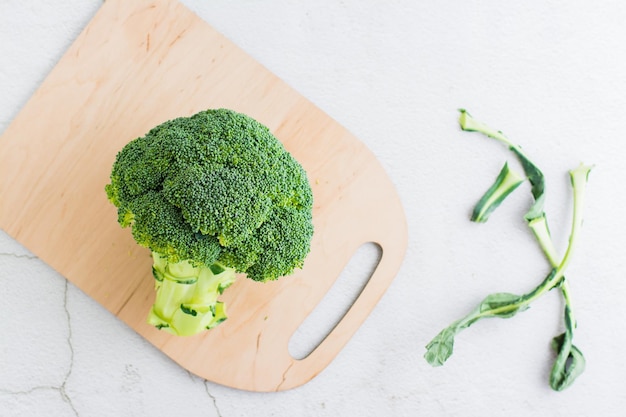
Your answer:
2,1 -> 626,416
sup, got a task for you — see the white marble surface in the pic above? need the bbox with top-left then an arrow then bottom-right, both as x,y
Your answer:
2,1 -> 626,416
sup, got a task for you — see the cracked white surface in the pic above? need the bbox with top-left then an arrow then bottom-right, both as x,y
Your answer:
3,0 -> 626,416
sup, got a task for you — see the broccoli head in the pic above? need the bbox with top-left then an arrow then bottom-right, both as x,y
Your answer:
105,108 -> 314,335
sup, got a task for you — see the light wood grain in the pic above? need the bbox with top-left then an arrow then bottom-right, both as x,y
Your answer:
0,0 -> 407,391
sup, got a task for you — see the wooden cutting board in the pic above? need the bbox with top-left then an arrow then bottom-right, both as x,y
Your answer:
0,0 -> 407,392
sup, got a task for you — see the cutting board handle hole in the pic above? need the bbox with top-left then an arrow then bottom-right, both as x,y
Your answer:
288,242 -> 382,360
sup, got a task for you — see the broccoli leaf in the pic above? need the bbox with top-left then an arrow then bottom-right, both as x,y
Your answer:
471,162 -> 524,223
550,305 -> 586,391
424,324 -> 460,367
425,291 -> 531,367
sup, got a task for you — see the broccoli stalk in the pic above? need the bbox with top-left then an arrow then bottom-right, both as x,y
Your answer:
471,162 -> 524,223
105,109 -> 314,336
147,253 -> 236,336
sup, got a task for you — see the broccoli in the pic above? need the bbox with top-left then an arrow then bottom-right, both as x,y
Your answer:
105,109 -> 314,336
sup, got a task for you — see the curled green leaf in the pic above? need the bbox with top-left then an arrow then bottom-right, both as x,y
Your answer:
424,325 -> 460,367
550,306 -> 586,391
472,162 -> 524,223
478,292 -> 528,318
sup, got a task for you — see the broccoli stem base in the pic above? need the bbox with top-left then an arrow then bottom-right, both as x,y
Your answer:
147,252 -> 236,336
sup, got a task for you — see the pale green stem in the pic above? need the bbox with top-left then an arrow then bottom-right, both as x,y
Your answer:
529,215 -> 575,319
148,252 -> 236,336
458,109 -> 537,176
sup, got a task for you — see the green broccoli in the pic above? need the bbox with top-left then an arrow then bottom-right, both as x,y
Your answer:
105,108 -> 314,336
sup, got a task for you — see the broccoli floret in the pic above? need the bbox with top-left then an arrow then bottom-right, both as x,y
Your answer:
105,109 -> 314,336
